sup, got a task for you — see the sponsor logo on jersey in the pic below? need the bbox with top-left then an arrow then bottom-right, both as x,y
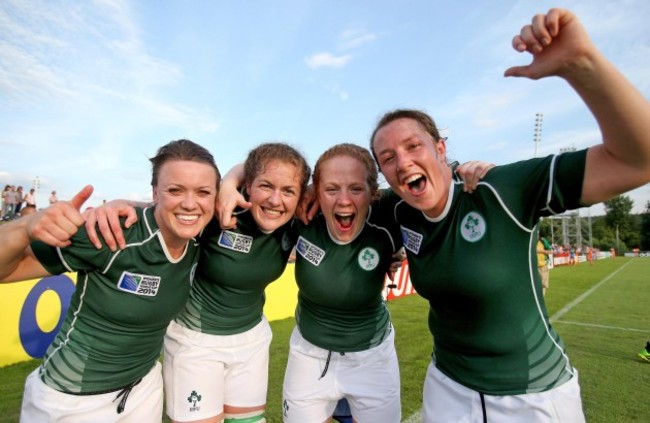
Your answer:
358,247 -> 380,271
400,226 -> 423,254
460,211 -> 486,242
296,236 -> 325,266
117,271 -> 161,296
187,390 -> 202,412
218,230 -> 253,253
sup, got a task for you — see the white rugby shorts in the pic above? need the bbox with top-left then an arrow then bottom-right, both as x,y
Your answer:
21,361 -> 162,422
163,318 -> 272,421
282,326 -> 400,423
422,360 -> 585,422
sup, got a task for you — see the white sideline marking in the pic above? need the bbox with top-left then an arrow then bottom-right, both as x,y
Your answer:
550,260 -> 633,322
553,320 -> 648,333
403,410 -> 422,423
401,261 -> 636,423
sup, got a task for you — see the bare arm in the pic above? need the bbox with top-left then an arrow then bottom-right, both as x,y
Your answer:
83,200 -> 147,251
455,161 -> 495,193
216,163 -> 252,229
0,186 -> 93,282
506,8 -> 650,204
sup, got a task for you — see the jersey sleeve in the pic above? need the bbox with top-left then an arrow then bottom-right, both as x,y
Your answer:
369,190 -> 403,252
482,149 -> 587,227
31,223 -> 117,274
548,149 -> 587,212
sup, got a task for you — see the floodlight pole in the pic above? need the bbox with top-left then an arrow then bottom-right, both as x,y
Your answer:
533,113 -> 543,158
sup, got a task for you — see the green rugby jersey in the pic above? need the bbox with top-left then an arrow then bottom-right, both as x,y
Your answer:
395,151 -> 587,395
294,197 -> 402,352
175,210 -> 296,335
32,207 -> 200,393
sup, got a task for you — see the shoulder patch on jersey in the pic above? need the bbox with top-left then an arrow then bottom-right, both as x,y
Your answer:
358,247 -> 380,271
400,226 -> 423,254
296,236 -> 325,266
218,230 -> 253,253
460,211 -> 486,242
117,271 -> 161,296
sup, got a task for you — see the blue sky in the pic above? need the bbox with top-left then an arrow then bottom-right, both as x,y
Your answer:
1,0 -> 649,215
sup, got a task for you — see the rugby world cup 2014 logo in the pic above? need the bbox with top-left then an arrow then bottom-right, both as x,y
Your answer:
117,271 -> 161,296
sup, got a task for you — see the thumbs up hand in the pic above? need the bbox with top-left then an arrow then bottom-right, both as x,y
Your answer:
26,185 -> 94,248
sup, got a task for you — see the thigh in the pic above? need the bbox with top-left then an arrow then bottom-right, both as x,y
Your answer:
21,365 -> 163,423
118,362 -> 164,422
422,361 -> 483,423
164,322 -> 226,421
485,373 -> 585,422
282,329 -> 337,423
344,333 -> 401,423
223,325 -> 272,407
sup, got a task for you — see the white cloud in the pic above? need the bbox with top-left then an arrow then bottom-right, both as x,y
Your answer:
326,83 -> 349,101
339,29 -> 377,50
305,52 -> 352,69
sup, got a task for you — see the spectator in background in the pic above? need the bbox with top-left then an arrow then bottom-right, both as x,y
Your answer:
22,188 -> 37,216
3,185 -> 17,220
49,191 -> 58,205
569,244 -> 577,266
586,247 -> 594,265
537,233 -> 553,296
2,185 -> 11,220
15,186 -> 24,217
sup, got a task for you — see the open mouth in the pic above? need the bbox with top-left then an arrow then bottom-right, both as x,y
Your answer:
405,174 -> 427,195
335,212 -> 355,230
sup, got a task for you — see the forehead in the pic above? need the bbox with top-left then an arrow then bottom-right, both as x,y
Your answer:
375,118 -> 430,147
319,156 -> 367,182
254,160 -> 301,183
157,160 -> 217,183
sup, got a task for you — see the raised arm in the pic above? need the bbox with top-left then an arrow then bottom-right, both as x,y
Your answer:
0,185 -> 93,282
505,8 -> 650,204
217,163 -> 252,229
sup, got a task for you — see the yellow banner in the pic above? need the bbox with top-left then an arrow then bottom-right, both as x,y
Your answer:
1,262 -> 414,367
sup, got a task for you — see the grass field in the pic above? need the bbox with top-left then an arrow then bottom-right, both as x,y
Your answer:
1,257 -> 648,422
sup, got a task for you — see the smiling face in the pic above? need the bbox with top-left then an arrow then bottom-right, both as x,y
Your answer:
373,117 -> 452,217
153,159 -> 217,255
317,155 -> 372,243
246,159 -> 302,233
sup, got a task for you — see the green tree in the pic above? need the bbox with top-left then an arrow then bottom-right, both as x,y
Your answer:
591,217 -> 617,251
603,195 -> 638,252
641,201 -> 650,250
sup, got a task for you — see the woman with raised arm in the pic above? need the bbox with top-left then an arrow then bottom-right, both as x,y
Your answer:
0,139 -> 220,422
369,8 -> 650,422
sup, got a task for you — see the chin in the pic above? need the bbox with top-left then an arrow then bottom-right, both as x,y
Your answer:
258,220 -> 283,233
